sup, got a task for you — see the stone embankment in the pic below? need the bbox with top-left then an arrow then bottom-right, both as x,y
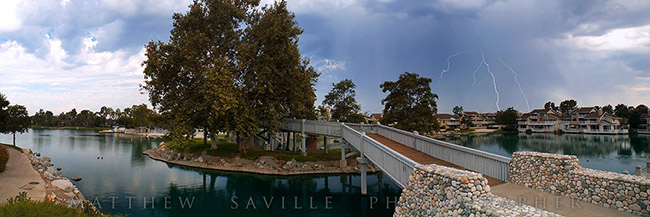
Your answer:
510,151 -> 650,216
143,144 -> 378,175
394,164 -> 560,217
23,149 -> 90,210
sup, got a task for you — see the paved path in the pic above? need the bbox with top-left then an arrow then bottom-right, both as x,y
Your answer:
0,145 -> 46,203
492,183 -> 637,217
366,133 -> 505,186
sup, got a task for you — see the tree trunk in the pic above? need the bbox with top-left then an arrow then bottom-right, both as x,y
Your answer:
13,133 -> 16,146
237,136 -> 247,154
203,127 -> 208,145
210,130 -> 217,150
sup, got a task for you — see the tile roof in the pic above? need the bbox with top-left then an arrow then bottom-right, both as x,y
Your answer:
435,113 -> 459,120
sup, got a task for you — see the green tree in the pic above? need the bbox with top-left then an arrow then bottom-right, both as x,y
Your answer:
143,0 -> 257,149
452,106 -> 463,117
76,110 -> 97,127
0,93 -> 9,130
316,105 -> 331,121
615,104 -> 630,119
496,107 -> 519,130
602,104 -> 614,114
559,99 -> 577,114
379,72 -> 438,133
637,104 -> 649,114
322,79 -> 365,123
130,104 -> 157,128
544,101 -> 557,111
143,0 -> 317,153
237,0 -> 319,153
3,105 -> 31,146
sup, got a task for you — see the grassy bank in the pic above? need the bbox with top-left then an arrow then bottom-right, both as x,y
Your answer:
30,126 -> 111,131
165,139 -> 344,162
0,192 -> 125,217
0,145 -> 8,173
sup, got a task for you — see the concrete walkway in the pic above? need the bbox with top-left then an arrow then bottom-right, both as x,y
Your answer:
0,145 -> 46,203
492,183 -> 637,217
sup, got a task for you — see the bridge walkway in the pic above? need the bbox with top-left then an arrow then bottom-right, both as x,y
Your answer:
366,133 -> 505,186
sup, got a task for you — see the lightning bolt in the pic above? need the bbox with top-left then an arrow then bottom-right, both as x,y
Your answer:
499,57 -> 530,111
438,51 -> 463,79
471,61 -> 482,88
481,50 -> 500,111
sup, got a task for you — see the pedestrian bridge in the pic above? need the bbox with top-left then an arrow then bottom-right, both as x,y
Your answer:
277,119 -> 511,193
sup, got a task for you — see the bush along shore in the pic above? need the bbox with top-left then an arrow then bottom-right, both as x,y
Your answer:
22,149 -> 94,211
143,143 -> 379,175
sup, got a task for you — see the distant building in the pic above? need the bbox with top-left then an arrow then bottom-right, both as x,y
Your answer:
517,107 -> 627,134
435,113 -> 461,129
639,114 -> 650,134
463,111 -> 497,128
369,113 -> 383,123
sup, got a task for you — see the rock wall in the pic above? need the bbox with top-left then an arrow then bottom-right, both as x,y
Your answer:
394,164 -> 559,217
510,151 -> 650,216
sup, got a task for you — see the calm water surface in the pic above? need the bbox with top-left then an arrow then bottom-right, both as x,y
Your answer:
445,133 -> 650,173
0,129 -> 400,217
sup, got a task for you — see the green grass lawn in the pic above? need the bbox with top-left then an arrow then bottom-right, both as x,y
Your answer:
0,143 -> 23,151
165,139 -> 344,162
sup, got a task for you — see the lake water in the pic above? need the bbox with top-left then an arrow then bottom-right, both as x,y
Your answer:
444,133 -> 650,173
0,129 -> 401,217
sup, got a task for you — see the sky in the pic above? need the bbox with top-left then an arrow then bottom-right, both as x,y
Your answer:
0,0 -> 649,115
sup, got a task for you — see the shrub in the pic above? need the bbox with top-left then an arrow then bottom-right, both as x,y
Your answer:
0,192 -> 126,217
0,146 -> 9,173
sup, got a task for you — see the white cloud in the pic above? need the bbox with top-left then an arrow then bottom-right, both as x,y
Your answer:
0,36 -> 148,114
0,0 -> 23,32
564,25 -> 650,53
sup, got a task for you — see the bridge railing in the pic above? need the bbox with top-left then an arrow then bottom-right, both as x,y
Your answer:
356,124 -> 511,182
280,119 -> 342,136
341,124 -> 418,188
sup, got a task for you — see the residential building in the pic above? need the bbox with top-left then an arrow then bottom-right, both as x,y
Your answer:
463,111 -> 497,128
518,107 -> 627,134
517,108 -> 561,132
639,114 -> 650,134
369,113 -> 383,123
434,113 -> 460,130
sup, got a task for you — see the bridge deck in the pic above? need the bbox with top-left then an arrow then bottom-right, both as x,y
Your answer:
366,133 -> 505,186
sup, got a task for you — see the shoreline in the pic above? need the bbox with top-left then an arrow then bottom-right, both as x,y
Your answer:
143,145 -> 379,176
21,148 -> 93,210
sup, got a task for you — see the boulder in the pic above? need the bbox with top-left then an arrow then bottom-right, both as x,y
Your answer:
42,157 -> 51,162
52,179 -> 75,192
70,176 -> 82,181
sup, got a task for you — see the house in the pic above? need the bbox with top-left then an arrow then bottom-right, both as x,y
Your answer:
463,111 -> 497,128
369,113 -> 383,123
434,113 -> 461,130
517,108 -> 561,133
518,107 -> 627,134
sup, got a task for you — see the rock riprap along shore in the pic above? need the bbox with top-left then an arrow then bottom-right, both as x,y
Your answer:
510,151 -> 650,216
23,149 -> 91,210
394,164 -> 561,217
143,144 -> 378,175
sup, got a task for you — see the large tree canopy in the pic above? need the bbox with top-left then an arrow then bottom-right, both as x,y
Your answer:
322,79 -> 364,123
496,107 -> 519,129
0,93 -> 8,129
4,105 -> 30,146
142,0 -> 318,152
379,72 -> 438,133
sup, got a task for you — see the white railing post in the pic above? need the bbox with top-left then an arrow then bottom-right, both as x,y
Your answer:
357,131 -> 368,195
340,123 -> 347,168
301,119 -> 307,157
